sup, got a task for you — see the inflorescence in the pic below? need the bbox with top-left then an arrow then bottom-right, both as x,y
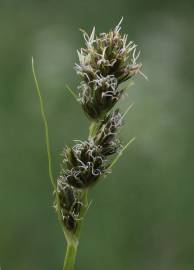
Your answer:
57,18 -> 142,233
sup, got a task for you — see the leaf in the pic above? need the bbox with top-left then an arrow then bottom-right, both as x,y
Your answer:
108,137 -> 136,170
65,83 -> 79,101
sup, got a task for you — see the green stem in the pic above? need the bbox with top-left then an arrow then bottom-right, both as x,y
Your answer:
63,191 -> 88,270
63,241 -> 78,270
89,121 -> 98,138
32,57 -> 56,192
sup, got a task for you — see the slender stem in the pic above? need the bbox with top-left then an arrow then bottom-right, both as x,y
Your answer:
63,190 -> 88,270
63,242 -> 78,270
32,57 -> 56,192
89,121 -> 98,138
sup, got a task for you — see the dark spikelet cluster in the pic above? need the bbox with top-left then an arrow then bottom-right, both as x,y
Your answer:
57,110 -> 122,231
59,110 -> 122,187
78,75 -> 120,120
75,18 -> 142,120
94,109 -> 122,156
61,140 -> 107,189
57,180 -> 82,232
57,19 -> 141,233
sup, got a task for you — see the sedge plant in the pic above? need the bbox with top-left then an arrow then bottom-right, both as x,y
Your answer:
32,18 -> 145,270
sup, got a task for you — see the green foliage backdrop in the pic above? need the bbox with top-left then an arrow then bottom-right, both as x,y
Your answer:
0,0 -> 194,269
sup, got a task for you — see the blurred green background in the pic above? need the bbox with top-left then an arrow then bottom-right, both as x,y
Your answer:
0,0 -> 194,269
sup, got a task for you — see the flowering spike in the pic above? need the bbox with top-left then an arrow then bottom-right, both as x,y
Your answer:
75,19 -> 142,120
56,19 -> 144,235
